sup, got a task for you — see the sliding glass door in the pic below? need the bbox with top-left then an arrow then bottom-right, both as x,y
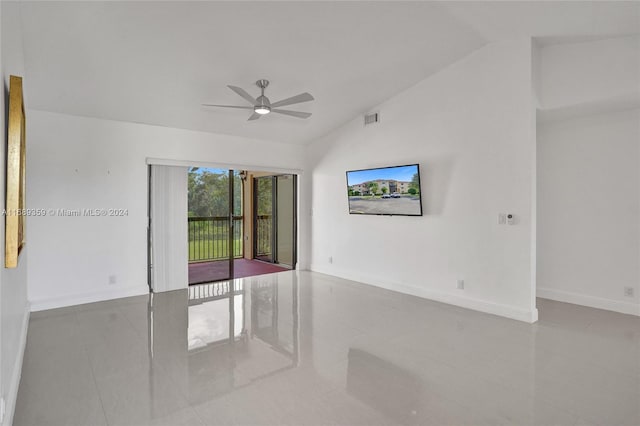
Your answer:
254,176 -> 274,263
276,175 -> 296,268
253,174 -> 297,268
188,168 -> 241,284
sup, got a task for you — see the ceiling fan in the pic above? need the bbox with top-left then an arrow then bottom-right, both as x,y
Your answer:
203,79 -> 314,121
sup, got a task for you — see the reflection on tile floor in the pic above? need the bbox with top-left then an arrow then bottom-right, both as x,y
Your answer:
15,271 -> 640,425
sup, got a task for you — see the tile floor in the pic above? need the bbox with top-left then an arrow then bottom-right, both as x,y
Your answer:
14,271 -> 640,425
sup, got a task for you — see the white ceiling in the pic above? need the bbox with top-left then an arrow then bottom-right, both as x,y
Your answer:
444,1 -> 640,43
18,1 -> 640,145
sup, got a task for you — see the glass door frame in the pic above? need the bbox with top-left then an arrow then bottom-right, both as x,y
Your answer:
252,174 -> 297,268
253,175 -> 276,263
227,169 -> 235,280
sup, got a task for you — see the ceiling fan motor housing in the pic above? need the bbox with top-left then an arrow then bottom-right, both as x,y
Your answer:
256,95 -> 271,106
255,95 -> 271,114
254,80 -> 272,114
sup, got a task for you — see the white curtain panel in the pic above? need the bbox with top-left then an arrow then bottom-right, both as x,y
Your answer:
150,165 -> 188,292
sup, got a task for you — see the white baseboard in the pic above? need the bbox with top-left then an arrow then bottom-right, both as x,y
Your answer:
30,285 -> 149,312
3,302 -> 30,426
537,287 -> 640,316
310,265 -> 538,323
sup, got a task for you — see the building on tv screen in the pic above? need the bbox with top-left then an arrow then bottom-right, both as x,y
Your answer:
346,164 -> 422,216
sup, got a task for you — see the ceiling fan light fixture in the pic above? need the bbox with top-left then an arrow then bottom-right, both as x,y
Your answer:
254,105 -> 271,115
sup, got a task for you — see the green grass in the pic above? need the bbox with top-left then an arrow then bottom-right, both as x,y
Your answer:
189,237 -> 244,261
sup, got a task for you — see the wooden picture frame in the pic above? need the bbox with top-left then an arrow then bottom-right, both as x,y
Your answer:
6,75 -> 26,268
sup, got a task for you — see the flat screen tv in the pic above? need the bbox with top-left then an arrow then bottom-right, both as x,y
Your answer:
346,164 -> 423,216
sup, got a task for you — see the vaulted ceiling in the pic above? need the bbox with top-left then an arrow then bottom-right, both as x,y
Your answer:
17,1 -> 640,144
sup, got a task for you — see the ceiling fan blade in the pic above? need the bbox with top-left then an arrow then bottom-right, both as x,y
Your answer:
272,109 -> 312,119
227,85 -> 257,105
202,104 -> 253,109
270,93 -> 314,108
248,112 -> 262,121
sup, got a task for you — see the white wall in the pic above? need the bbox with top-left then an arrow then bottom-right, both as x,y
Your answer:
0,2 -> 30,425
537,109 -> 640,316
539,35 -> 640,110
26,110 -> 305,311
532,40 -> 542,109
536,36 -> 640,316
306,39 -> 538,322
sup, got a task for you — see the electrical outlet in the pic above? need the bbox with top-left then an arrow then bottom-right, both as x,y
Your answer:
108,275 -> 117,285
328,256 -> 333,264
624,287 -> 634,297
457,279 -> 465,290
498,213 -> 506,225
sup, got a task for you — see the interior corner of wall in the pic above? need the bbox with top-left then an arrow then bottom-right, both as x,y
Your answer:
3,299 -> 30,426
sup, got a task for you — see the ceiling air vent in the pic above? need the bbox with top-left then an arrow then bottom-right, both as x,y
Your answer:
364,112 -> 379,126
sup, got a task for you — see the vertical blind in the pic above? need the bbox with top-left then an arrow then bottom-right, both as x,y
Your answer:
150,165 -> 188,292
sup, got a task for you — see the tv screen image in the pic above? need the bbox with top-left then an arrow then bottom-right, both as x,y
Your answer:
346,164 -> 423,216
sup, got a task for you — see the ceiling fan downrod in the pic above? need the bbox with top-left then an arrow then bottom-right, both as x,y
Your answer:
254,80 -> 271,115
